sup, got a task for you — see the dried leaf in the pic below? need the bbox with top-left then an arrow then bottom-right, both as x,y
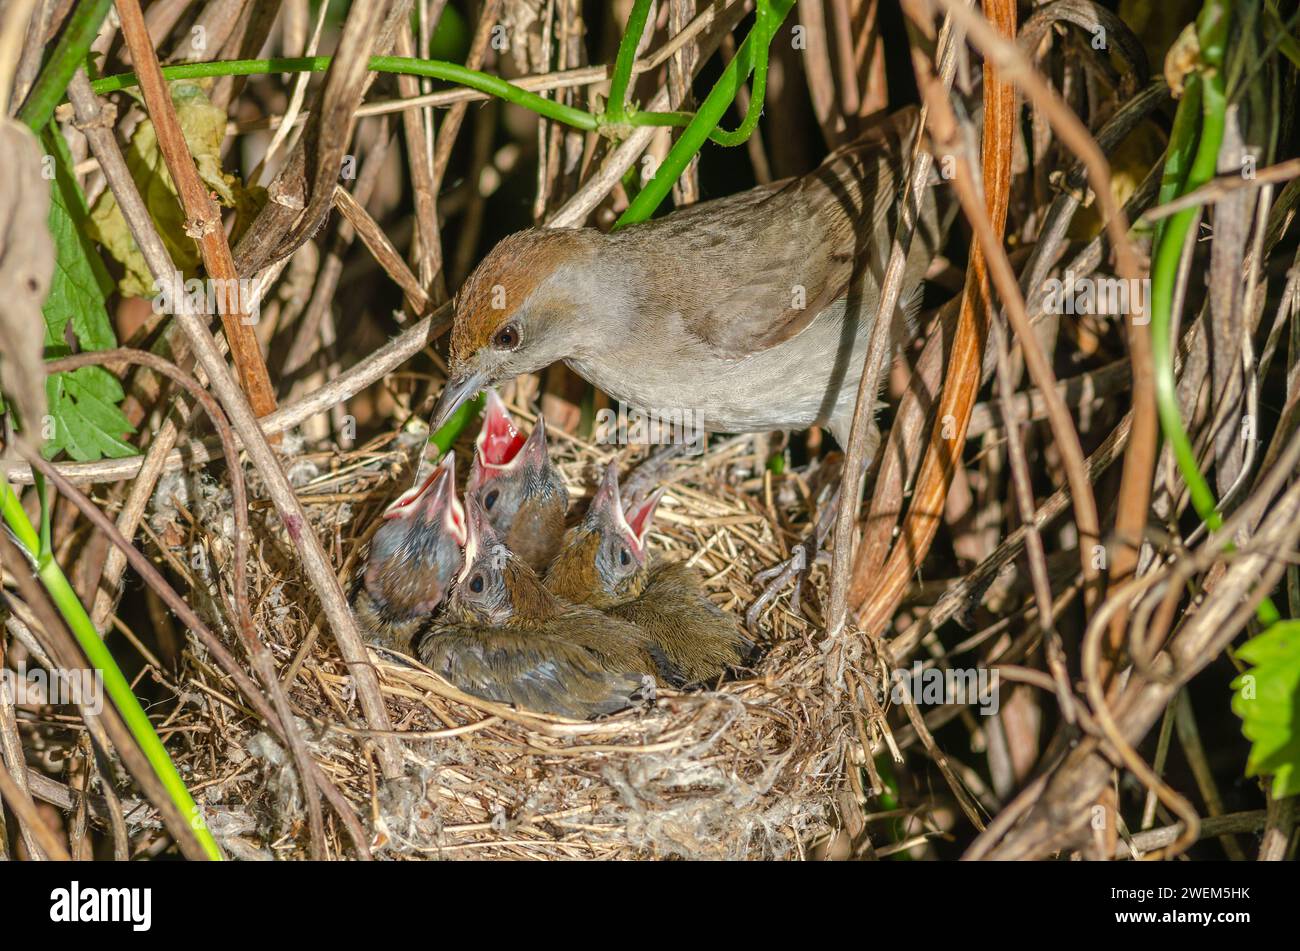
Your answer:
88,80 -> 264,298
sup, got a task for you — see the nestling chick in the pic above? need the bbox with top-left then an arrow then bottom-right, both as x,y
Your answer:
352,453 -> 466,654
547,462 -> 756,685
465,389 -> 569,573
416,499 -> 676,718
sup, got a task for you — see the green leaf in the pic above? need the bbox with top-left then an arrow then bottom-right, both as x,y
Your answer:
42,366 -> 135,462
1231,620 -> 1300,799
34,128 -> 133,461
41,128 -> 116,350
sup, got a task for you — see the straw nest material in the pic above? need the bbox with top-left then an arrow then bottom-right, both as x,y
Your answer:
148,399 -> 885,860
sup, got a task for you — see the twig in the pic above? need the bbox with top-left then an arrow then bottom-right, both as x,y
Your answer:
394,23 -> 446,301
333,185 -> 430,312
1259,791 -> 1296,861
1142,157 -> 1300,222
338,0 -> 737,120
0,305 -> 451,487
248,0 -> 407,273
893,411 -> 1133,663
39,349 -> 329,858
1117,810 -> 1267,860
896,676 -> 986,831
1174,688 -> 1247,860
0,658 -> 47,858
990,321 -> 1078,721
254,0 -> 330,182
73,14 -> 404,779
282,116 -> 394,375
547,0 -> 750,227
430,0 -> 502,195
65,71 -> 190,637
0,0 -> 38,114
114,0 -> 278,420
826,7 -> 961,644
0,743 -> 70,860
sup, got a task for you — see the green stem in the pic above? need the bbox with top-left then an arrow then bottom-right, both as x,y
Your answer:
429,392 -> 485,457
710,0 -> 776,147
88,31 -> 780,154
0,478 -> 223,859
91,56 -> 599,131
605,0 -> 654,123
1152,77 -> 1202,248
17,0 -> 113,132
1149,0 -> 1277,625
616,0 -> 792,228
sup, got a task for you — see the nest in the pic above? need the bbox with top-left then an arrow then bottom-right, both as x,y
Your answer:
147,403 -> 886,860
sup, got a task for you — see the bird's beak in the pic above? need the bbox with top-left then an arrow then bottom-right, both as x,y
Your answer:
424,452 -> 466,544
519,413 -> 550,470
457,495 -> 499,583
431,367 -> 489,433
623,487 -> 665,552
471,389 -> 525,485
588,461 -> 660,558
588,459 -> 623,521
382,458 -> 446,520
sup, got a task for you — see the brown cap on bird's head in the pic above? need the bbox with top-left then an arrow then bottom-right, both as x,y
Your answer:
433,228 -> 603,432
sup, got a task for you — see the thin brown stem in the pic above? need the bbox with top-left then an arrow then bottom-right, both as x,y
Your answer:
113,0 -> 278,420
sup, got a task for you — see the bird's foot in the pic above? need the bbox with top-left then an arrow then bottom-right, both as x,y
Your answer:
745,535 -> 832,632
747,466 -> 844,633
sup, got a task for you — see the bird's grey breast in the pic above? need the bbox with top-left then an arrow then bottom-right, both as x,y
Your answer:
566,297 -> 875,440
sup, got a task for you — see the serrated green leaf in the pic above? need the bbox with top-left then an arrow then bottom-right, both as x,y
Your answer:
1231,620 -> 1300,799
41,128 -> 115,349
42,366 -> 135,462
35,134 -> 132,462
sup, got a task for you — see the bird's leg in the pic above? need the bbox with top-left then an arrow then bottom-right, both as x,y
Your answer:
746,488 -> 838,632
747,430 -> 878,632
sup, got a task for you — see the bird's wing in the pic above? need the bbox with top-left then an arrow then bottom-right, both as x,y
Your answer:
418,626 -> 648,718
633,108 -> 928,359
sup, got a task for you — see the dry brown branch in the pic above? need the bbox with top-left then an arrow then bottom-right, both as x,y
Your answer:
232,0 -> 413,276
114,0 -> 278,419
825,9 -> 962,648
66,24 -> 403,778
849,0 -> 1016,646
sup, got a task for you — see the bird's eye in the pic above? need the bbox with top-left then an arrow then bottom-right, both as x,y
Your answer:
493,324 -> 519,350
469,574 -> 485,593
620,548 -> 631,567
484,489 -> 499,510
